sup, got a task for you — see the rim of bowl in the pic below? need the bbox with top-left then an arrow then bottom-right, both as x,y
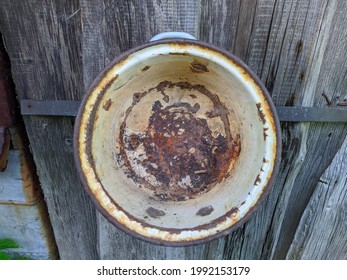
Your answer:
73,38 -> 282,246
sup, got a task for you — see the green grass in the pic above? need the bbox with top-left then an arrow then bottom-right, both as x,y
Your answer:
0,238 -> 30,260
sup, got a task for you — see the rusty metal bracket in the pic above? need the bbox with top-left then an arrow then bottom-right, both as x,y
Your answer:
20,99 -> 347,122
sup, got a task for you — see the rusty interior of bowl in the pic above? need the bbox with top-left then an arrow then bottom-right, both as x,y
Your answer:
75,41 -> 280,245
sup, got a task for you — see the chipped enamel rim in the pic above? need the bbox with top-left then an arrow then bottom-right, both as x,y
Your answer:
74,39 -> 281,246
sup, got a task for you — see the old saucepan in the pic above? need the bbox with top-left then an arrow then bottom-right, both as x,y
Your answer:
74,32 -> 281,246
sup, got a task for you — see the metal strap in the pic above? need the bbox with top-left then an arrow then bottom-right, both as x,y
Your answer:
20,100 -> 347,122
21,100 -> 80,117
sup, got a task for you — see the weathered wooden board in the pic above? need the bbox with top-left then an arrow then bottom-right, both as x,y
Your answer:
201,0 -> 347,260
0,0 -> 346,259
0,0 -> 98,259
286,134 -> 347,260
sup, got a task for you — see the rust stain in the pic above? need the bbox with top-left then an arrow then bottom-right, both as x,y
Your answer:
322,92 -> 332,107
141,65 -> 150,72
295,40 -> 303,53
254,174 -> 261,186
118,81 -> 241,201
94,73 -> 119,95
256,103 -> 266,124
102,99 -> 113,111
146,207 -> 166,218
169,51 -> 189,56
19,150 -> 41,203
229,207 -> 239,216
190,59 -> 209,73
196,206 -> 214,217
0,128 -> 10,171
10,125 -> 42,203
263,127 -> 269,141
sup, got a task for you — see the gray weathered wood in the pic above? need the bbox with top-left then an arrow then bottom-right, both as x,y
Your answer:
200,0 -> 347,259
286,134 -> 347,260
261,0 -> 347,259
0,0 -> 346,260
0,0 -> 98,259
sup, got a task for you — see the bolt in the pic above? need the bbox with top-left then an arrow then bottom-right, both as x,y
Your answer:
64,137 -> 73,146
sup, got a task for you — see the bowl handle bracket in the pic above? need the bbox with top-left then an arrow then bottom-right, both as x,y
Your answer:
149,32 -> 197,42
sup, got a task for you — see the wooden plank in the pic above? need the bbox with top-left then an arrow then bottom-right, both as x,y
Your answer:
262,0 -> 347,259
81,0 -> 210,259
286,134 -> 347,260
199,0 -> 241,49
200,0 -> 347,259
0,0 -> 98,259
22,116 -> 98,259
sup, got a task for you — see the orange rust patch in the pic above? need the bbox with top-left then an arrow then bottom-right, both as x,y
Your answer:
191,59 -> 209,73
95,73 -> 119,94
103,99 -> 113,111
118,81 -> 241,201
256,103 -> 266,124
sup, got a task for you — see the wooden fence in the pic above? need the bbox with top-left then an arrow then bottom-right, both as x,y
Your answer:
0,0 -> 346,259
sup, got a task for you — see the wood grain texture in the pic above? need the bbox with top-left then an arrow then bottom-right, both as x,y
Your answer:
82,0 -> 200,89
286,135 -> 347,260
0,0 -> 98,259
200,0 -> 347,259
22,116 -> 98,259
0,0 -> 346,260
262,0 -> 347,259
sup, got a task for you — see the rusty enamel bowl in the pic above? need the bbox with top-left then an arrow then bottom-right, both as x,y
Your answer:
74,35 -> 281,245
